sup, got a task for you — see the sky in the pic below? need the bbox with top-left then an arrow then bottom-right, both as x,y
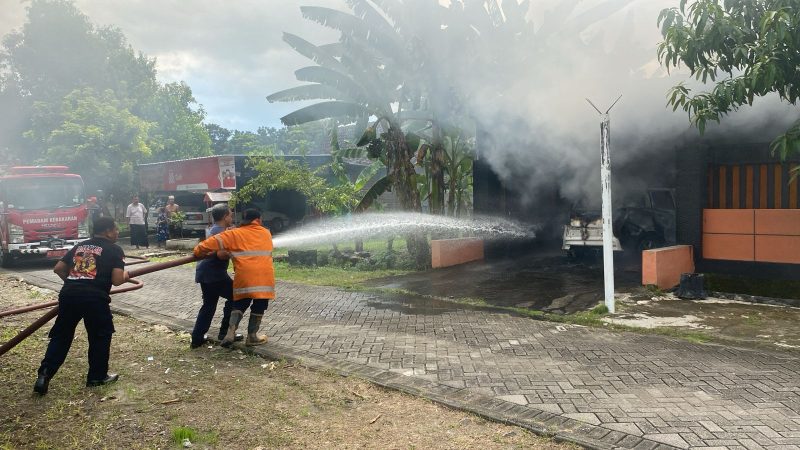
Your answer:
0,0 -> 346,131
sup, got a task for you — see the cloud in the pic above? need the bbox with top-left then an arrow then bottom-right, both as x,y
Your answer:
0,0 -> 345,130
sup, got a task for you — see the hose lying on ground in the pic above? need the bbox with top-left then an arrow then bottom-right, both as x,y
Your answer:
0,254 -> 198,357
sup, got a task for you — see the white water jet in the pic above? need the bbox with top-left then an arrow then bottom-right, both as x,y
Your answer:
272,212 -> 537,249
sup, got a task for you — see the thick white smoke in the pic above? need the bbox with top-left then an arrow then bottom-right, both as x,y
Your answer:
415,0 -> 796,208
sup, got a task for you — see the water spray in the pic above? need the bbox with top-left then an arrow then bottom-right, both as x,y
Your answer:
273,212 -> 537,249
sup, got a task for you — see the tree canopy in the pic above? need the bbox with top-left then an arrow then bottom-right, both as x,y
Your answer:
0,0 -> 211,201
234,157 -> 357,215
658,0 -> 800,158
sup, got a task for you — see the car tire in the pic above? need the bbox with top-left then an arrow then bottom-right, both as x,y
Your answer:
636,233 -> 664,253
270,218 -> 284,234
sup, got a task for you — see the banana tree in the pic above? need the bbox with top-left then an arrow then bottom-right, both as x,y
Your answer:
267,4 -> 432,267
415,125 -> 474,217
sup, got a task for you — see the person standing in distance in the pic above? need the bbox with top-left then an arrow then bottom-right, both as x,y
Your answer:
193,208 -> 274,347
34,217 -> 129,394
190,203 -> 242,348
125,195 -> 148,249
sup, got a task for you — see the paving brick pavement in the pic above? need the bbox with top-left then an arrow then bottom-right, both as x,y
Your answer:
10,264 -> 800,450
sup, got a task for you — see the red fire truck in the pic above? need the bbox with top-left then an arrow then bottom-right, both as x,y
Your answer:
0,166 -> 89,267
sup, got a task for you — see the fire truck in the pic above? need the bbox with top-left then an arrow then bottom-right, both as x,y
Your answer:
0,166 -> 90,267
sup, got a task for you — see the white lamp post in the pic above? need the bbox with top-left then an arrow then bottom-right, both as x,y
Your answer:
587,96 -> 621,314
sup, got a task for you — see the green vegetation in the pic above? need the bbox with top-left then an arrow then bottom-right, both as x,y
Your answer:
273,238 -> 408,257
170,426 -> 218,448
234,157 -> 357,214
659,0 -> 800,159
0,0 -> 211,202
705,273 -> 800,300
274,262 -> 410,290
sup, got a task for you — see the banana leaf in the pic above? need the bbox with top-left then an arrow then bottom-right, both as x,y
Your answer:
355,175 -> 391,212
353,159 -> 384,191
294,66 -> 365,101
282,32 -> 347,73
267,84 -> 346,103
280,101 -> 367,126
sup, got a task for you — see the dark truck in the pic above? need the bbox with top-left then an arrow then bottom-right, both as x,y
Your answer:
562,188 -> 676,259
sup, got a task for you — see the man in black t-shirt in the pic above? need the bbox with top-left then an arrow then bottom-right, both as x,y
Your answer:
34,217 -> 130,395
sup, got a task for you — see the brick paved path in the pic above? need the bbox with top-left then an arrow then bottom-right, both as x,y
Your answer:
11,264 -> 800,450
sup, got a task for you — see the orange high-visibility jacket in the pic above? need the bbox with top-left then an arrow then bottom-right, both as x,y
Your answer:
193,222 -> 275,301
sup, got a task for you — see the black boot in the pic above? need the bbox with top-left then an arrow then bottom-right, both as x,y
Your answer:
33,368 -> 51,395
86,373 -> 119,387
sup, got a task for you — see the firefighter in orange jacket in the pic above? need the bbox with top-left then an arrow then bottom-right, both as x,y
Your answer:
193,208 -> 274,347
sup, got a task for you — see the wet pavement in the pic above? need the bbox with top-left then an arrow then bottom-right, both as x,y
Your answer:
368,252 -> 641,314
5,257 -> 800,449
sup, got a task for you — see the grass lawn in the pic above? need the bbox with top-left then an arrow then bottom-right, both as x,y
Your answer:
274,261 -> 410,290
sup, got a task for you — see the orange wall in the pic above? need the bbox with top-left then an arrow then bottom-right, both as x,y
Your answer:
703,209 -> 800,264
755,236 -> 800,264
642,245 -> 695,289
431,238 -> 484,268
703,209 -> 754,234
755,210 -> 800,236
702,234 -> 755,261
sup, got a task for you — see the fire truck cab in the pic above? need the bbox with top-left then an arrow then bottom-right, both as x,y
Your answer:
0,166 -> 90,268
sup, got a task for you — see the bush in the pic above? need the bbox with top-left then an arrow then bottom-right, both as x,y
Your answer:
354,259 -> 376,271
317,251 -> 330,266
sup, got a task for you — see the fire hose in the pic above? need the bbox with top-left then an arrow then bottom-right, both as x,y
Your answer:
0,254 -> 198,357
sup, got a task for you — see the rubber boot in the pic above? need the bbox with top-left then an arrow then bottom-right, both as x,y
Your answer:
245,313 -> 268,346
221,310 -> 243,348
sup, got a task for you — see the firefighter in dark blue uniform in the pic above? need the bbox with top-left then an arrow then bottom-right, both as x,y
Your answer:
34,217 -> 129,394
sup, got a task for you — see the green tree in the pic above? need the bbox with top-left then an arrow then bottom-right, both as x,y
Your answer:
0,0 -> 212,203
140,82 -> 211,161
1,0 -> 157,104
234,157 -> 357,215
26,88 -> 152,201
205,123 -> 232,154
658,0 -> 800,158
229,130 -> 276,155
0,0 -> 157,164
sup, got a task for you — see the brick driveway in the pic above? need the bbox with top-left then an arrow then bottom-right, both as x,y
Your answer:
10,263 -> 800,450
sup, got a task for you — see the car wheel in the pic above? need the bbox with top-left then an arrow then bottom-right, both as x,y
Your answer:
270,218 -> 284,233
636,233 -> 663,253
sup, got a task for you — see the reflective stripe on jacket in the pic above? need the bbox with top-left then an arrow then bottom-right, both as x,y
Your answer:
193,223 -> 275,300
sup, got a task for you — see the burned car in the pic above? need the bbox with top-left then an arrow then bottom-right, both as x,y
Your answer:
563,188 -> 676,259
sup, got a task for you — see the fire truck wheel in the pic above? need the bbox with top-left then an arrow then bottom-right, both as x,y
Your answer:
0,250 -> 14,269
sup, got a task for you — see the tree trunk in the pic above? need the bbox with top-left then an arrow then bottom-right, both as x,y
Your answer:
385,122 -> 430,269
429,124 -> 446,215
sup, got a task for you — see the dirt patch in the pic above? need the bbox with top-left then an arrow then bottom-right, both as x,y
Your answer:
603,313 -> 711,329
615,290 -> 800,351
0,274 -> 572,449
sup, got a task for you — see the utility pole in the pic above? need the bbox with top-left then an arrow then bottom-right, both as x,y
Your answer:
586,96 -> 621,314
